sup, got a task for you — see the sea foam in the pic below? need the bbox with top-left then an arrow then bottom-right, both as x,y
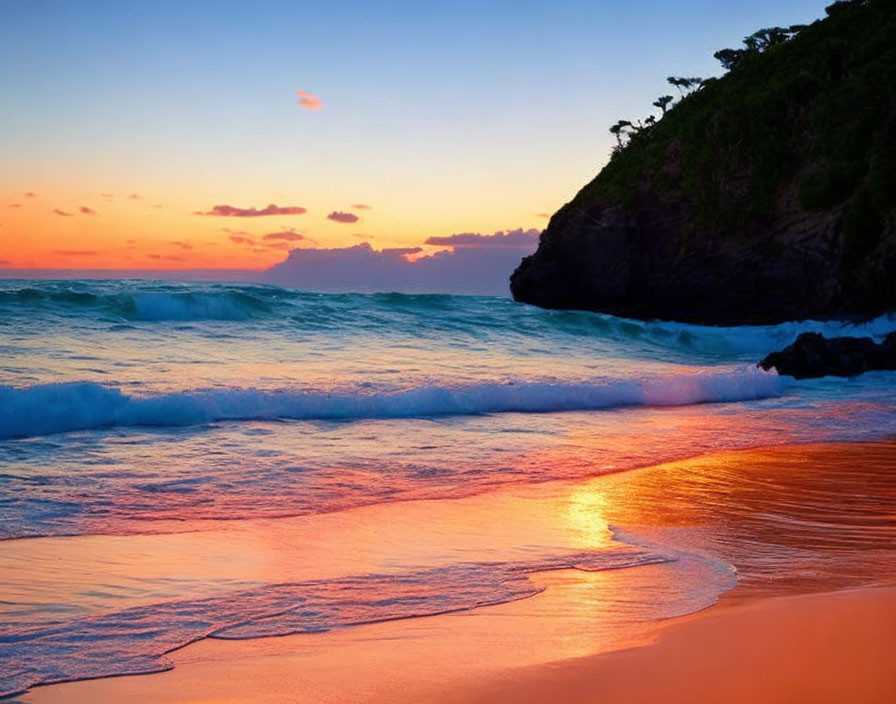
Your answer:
0,368 -> 786,440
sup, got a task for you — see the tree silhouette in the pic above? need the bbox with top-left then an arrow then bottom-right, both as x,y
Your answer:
652,95 -> 674,115
714,48 -> 746,70
667,77 -> 705,96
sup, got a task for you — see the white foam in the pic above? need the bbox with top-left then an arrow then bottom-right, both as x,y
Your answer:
0,367 -> 786,440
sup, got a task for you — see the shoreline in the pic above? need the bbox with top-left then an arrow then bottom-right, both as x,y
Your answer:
449,585 -> 896,704
14,439 -> 896,703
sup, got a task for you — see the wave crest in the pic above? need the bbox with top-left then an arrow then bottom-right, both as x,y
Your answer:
0,368 -> 785,440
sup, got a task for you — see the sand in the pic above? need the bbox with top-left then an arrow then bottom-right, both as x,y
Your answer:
454,586 -> 896,704
17,441 -> 896,703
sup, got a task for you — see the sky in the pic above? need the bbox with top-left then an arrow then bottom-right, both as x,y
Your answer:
0,0 -> 828,276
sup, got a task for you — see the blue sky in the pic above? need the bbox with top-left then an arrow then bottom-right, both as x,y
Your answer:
1,0 -> 829,270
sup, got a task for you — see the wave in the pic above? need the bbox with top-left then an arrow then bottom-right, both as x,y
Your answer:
0,369 -> 786,440
0,284 -> 275,321
0,546 -> 737,698
2,282 -> 893,360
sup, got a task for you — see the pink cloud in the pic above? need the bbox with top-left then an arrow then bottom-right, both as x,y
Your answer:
9,203 -> 21,208
53,250 -> 97,256
197,203 -> 307,217
53,209 -> 73,216
262,230 -> 307,241
170,240 -> 193,249
327,211 -> 359,224
424,228 -> 540,248
297,90 -> 324,110
263,239 -> 538,295
79,206 -> 97,215
352,204 -> 372,210
24,192 -> 36,198
129,193 -> 141,200
229,235 -> 256,246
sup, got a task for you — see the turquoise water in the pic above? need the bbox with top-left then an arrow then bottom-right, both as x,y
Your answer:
1,279 -> 895,697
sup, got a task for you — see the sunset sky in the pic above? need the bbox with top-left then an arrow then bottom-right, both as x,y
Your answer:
1,0 -> 826,272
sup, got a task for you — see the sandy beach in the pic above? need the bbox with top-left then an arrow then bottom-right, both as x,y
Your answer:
16,440 -> 896,703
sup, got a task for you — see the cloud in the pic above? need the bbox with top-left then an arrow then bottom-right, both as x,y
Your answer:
24,192 -> 36,198
151,204 -> 163,209
424,228 -> 540,248
352,204 -> 372,210
327,211 -> 359,224
149,253 -> 186,261
101,193 -> 114,201
228,235 -> 256,245
53,209 -> 73,216
0,259 -> 11,265
129,193 -> 141,200
79,206 -> 97,215
536,212 -> 551,219
262,232 -> 539,296
53,250 -> 97,256
297,90 -> 324,110
9,203 -> 21,208
170,240 -> 193,250
197,203 -> 307,217
262,230 -> 307,242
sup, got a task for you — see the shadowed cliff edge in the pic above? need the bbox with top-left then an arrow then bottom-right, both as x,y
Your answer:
512,0 -> 896,325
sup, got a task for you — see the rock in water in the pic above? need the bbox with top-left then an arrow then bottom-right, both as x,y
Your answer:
759,332 -> 896,379
512,0 -> 896,325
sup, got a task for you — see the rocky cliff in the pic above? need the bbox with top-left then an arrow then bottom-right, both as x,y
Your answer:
512,0 -> 896,324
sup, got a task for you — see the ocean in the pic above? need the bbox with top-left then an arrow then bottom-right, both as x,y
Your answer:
2,279 -> 896,698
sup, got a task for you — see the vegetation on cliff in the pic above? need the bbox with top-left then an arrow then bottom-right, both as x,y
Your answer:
513,0 -> 896,323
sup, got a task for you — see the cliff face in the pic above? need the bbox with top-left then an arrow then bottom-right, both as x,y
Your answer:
512,0 -> 896,324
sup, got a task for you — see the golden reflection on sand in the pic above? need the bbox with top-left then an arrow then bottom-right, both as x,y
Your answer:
13,440 -> 896,704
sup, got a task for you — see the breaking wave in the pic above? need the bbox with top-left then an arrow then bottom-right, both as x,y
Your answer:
0,369 -> 786,440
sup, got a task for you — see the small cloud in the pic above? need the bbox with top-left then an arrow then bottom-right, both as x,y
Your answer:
536,213 -> 550,219
148,253 -> 186,261
9,203 -> 21,208
262,230 -> 307,241
52,209 -> 73,216
352,204 -> 372,210
170,240 -> 193,250
197,203 -> 307,217
151,204 -> 163,209
79,206 -> 97,215
297,90 -> 324,110
53,250 -> 97,256
228,235 -> 256,246
424,228 -> 540,248
327,211 -> 359,224
126,239 -> 137,246
0,259 -> 11,265
101,193 -> 115,201
128,193 -> 141,200
263,242 -> 294,251
24,192 -> 36,198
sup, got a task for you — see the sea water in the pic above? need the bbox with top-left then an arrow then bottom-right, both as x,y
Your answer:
2,279 -> 896,697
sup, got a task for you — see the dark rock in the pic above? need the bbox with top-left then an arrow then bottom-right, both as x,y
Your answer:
758,331 -> 896,379
510,0 -> 896,325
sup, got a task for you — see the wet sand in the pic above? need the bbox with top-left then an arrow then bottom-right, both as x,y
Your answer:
453,586 -> 896,704
18,440 -> 896,703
